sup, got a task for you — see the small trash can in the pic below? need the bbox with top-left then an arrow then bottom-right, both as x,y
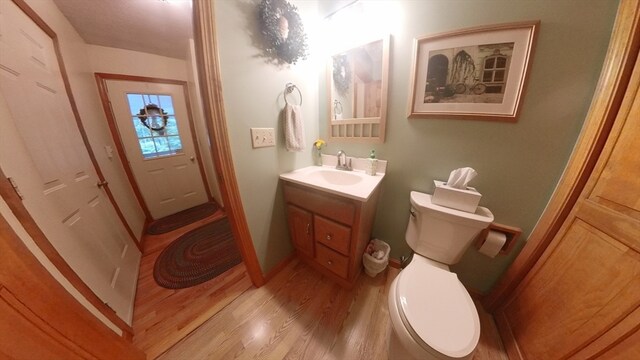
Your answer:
363,239 -> 390,277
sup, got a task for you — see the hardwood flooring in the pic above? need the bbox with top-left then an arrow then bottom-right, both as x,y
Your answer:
157,258 -> 509,360
131,209 -> 253,359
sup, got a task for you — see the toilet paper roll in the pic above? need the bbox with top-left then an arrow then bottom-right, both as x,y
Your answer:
478,230 -> 507,258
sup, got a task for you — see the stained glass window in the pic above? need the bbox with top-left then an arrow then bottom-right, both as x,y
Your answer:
126,93 -> 183,159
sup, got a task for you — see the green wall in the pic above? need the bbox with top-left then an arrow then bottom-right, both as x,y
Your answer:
216,0 -> 619,292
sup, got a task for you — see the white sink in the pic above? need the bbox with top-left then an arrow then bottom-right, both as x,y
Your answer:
314,169 -> 362,186
279,166 -> 384,201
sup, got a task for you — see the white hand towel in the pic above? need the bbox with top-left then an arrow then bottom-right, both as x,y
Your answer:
284,103 -> 305,152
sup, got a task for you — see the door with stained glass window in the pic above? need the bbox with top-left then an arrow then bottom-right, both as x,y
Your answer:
105,80 -> 208,219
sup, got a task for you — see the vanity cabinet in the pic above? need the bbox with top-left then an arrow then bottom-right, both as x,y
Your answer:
283,182 -> 381,288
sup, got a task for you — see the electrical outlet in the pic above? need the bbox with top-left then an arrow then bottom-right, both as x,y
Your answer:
250,128 -> 275,148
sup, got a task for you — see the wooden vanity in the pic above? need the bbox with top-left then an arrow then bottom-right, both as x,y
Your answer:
282,181 -> 381,288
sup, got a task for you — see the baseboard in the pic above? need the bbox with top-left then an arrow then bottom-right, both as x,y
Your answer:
139,219 -> 151,251
263,251 -> 297,282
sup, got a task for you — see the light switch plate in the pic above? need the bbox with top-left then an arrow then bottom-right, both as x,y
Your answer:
250,128 -> 275,148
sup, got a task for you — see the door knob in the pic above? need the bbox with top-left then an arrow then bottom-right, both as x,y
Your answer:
97,180 -> 109,188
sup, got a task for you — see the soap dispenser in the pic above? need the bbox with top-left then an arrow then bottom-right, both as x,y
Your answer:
366,150 -> 378,176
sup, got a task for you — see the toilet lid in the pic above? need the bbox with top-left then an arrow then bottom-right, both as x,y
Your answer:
396,256 -> 480,358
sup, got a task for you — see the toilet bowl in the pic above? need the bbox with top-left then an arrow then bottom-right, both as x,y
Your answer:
388,256 -> 480,359
387,191 -> 492,359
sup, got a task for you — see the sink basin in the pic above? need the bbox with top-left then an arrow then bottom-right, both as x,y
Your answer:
279,166 -> 384,201
313,170 -> 362,186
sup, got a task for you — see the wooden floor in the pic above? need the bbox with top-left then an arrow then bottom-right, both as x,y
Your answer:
131,210 -> 253,359
156,258 -> 509,360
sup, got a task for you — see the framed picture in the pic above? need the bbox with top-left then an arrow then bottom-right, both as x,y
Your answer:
408,21 -> 539,121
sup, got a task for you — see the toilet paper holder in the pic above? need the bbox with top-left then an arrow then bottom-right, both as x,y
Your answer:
475,222 -> 521,255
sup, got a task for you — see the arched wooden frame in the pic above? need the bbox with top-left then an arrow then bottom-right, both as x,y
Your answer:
483,0 -> 640,311
193,0 -> 265,287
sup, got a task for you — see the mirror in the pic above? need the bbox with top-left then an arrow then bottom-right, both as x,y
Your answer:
328,35 -> 389,143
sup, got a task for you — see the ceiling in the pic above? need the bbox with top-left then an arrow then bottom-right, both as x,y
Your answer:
52,0 -> 193,59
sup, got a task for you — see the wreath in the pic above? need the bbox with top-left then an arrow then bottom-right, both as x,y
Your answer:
137,104 -> 168,134
332,54 -> 351,95
258,0 -> 308,65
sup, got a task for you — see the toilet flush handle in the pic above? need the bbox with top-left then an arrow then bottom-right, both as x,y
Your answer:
409,207 -> 417,219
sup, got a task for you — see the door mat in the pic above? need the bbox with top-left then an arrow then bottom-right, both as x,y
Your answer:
146,202 -> 220,235
153,217 -> 243,289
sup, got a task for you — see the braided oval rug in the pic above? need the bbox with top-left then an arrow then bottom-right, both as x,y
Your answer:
153,217 -> 243,289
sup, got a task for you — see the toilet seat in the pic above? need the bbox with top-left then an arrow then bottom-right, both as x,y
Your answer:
394,256 -> 480,359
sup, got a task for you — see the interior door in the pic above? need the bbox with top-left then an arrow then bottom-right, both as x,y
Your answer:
105,80 -> 209,220
0,0 -> 140,324
494,57 -> 640,359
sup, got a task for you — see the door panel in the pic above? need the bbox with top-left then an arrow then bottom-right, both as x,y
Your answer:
287,204 -> 315,257
496,55 -> 640,358
502,219 -> 640,359
105,80 -> 208,219
0,0 -> 139,324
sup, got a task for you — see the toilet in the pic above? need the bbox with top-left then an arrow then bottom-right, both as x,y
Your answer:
388,191 -> 494,359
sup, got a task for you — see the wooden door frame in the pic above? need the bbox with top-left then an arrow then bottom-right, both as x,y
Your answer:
0,0 -> 140,337
193,0 -> 265,287
94,73 -> 213,221
483,0 -> 640,312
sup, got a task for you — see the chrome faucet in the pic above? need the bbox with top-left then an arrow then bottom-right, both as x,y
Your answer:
336,150 -> 352,171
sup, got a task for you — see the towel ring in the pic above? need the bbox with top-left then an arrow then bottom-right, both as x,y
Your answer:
284,83 -> 302,106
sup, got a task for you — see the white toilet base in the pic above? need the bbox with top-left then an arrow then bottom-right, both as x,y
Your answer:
388,275 -> 441,360
388,270 -> 477,360
389,327 -> 423,360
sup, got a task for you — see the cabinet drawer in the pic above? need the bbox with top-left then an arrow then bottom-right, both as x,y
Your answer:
283,184 -> 355,225
315,243 -> 349,279
315,215 -> 351,255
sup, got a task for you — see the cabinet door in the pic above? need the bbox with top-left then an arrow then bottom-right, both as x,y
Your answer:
286,205 -> 314,257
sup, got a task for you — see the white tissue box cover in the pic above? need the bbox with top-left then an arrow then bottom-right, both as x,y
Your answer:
432,180 -> 482,213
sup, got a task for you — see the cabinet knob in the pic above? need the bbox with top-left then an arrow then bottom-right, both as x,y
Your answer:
306,223 -> 311,235
326,234 -> 332,241
327,260 -> 333,266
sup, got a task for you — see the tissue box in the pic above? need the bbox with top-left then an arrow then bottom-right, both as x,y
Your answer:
432,180 -> 482,213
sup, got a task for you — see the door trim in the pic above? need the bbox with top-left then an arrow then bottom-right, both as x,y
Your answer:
193,0 -> 265,287
0,0 -> 140,336
483,0 -> 640,311
94,73 -> 214,221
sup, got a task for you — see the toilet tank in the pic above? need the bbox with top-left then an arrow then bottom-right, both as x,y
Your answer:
405,191 -> 494,265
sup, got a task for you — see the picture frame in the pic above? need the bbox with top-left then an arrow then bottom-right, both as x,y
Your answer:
408,21 -> 539,122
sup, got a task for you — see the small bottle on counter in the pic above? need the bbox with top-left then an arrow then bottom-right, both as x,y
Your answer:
366,150 -> 378,176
